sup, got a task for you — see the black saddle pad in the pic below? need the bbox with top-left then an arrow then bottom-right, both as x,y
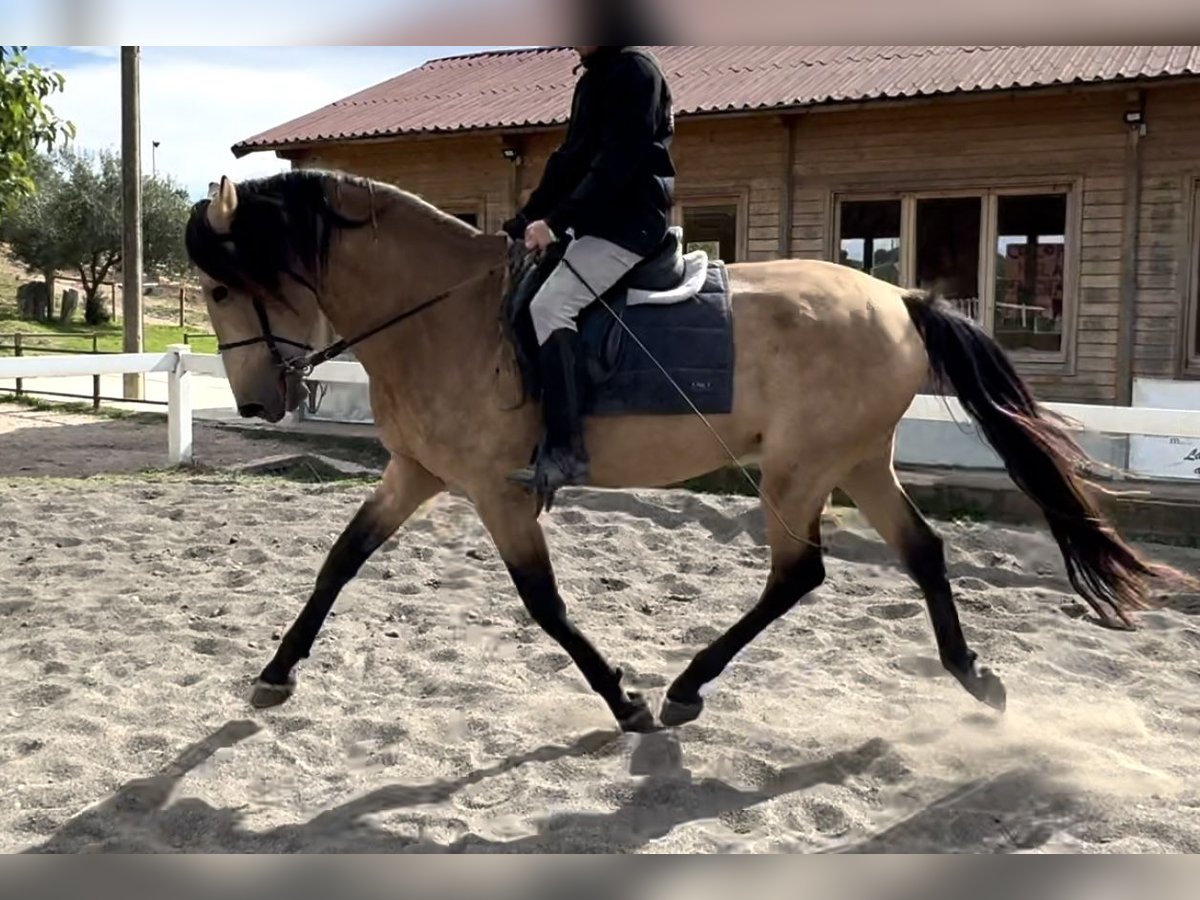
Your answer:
503,243 -> 735,418
579,261 -> 734,417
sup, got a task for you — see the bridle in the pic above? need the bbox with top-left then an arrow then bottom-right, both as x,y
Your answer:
216,294 -> 315,370
216,265 -> 501,377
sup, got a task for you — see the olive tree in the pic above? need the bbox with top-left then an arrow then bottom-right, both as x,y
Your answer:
1,148 -> 193,324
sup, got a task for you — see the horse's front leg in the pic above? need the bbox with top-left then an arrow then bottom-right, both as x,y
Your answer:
251,455 -> 444,708
474,488 -> 657,733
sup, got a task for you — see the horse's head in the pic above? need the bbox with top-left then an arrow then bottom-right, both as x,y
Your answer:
184,174 -> 353,423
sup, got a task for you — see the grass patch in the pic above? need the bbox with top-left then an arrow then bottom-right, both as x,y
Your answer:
0,391 -> 162,422
677,466 -> 762,497
0,255 -> 217,356
0,313 -> 210,356
215,423 -> 391,471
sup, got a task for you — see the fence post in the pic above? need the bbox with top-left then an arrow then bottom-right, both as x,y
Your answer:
167,343 -> 194,466
13,334 -> 22,398
92,334 -> 101,411
178,286 -> 185,328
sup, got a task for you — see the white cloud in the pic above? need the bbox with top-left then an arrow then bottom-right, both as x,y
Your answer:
64,46 -> 119,59
43,47 -> 456,200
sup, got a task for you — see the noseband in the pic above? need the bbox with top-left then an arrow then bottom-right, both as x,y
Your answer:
216,295 -> 314,369
216,266 -> 501,377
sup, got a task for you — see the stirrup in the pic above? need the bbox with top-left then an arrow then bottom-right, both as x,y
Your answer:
508,445 -> 589,513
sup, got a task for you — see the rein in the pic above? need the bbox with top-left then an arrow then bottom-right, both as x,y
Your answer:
219,265 -> 500,377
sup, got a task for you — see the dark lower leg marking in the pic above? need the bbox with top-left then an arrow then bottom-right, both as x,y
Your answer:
507,563 -> 656,733
902,507 -> 1006,711
253,500 -> 398,705
663,550 -> 826,727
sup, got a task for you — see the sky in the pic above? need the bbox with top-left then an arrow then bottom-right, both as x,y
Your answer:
23,46 -> 512,201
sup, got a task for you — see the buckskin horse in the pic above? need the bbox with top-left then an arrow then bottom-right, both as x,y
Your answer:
183,169 -> 1184,733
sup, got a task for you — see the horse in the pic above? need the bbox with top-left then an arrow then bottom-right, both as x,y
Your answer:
183,168 -> 1186,734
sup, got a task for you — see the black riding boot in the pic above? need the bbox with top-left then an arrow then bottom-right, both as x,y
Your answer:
509,328 -> 590,501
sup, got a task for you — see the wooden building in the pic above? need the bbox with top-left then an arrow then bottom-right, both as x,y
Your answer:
234,46 -> 1200,407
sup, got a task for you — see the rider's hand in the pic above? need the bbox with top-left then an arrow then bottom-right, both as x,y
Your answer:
501,214 -> 527,241
524,219 -> 556,251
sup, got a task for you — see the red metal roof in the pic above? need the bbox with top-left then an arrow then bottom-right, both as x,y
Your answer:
232,45 -> 1200,157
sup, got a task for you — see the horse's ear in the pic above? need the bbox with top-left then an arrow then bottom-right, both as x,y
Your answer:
207,175 -> 238,233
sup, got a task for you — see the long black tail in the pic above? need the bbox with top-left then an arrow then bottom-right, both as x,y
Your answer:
902,290 -> 1181,627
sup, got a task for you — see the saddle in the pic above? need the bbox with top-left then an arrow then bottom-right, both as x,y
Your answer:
502,227 -> 735,418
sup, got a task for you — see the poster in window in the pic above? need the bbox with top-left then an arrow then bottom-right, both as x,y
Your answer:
686,240 -> 721,259
1001,245 -> 1026,307
1001,243 -> 1063,315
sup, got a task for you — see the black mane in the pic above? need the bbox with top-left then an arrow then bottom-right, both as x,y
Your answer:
184,169 -> 370,296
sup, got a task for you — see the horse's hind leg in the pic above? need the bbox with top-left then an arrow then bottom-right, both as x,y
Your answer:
473,487 -> 657,733
839,451 -> 1006,711
251,455 -> 444,708
661,480 -> 828,728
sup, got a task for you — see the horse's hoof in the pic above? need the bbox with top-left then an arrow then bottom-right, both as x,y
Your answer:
250,676 -> 295,709
660,694 -> 704,728
617,692 -> 658,733
956,662 -> 1007,713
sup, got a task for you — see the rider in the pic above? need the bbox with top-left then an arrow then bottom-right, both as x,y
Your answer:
503,44 -> 676,496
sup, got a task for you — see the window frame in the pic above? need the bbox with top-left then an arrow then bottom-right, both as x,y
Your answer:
909,190 -> 988,324
441,198 -> 488,231
673,188 -> 749,263
1183,175 -> 1200,374
987,185 -> 1077,360
831,192 -> 909,285
829,180 -> 1080,366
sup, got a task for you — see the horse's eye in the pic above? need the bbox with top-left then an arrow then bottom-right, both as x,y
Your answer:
211,286 -> 229,302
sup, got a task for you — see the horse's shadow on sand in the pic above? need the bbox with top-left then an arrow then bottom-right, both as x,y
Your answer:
22,720 -> 1082,853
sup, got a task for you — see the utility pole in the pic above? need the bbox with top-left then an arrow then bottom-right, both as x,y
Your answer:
121,46 -> 144,400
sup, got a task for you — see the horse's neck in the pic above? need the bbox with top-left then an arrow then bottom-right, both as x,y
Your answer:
319,212 -> 506,403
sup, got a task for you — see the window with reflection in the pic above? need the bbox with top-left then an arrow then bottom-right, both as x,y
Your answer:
993,194 -> 1067,353
834,189 -> 1072,356
682,204 -> 739,262
838,199 -> 901,285
916,196 -> 982,321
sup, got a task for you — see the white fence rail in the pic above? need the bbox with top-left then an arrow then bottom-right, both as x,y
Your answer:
7,347 -> 1200,472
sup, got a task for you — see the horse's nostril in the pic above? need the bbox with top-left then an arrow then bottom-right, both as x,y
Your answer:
238,403 -> 266,419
